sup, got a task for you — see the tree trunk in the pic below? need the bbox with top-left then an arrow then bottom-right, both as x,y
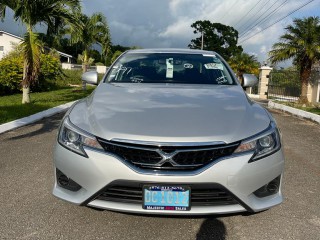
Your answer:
22,85 -> 31,104
299,58 -> 312,104
22,60 -> 31,104
82,63 -> 88,91
82,50 -> 89,91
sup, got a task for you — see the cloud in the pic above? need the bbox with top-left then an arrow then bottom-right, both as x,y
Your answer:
1,0 -> 319,64
260,45 -> 267,54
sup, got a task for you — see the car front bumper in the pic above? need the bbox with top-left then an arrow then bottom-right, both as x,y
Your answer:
53,143 -> 284,215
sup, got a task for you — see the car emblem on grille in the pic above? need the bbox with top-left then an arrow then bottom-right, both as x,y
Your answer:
155,150 -> 178,166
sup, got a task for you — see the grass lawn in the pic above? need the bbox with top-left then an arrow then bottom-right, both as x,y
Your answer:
275,101 -> 320,115
0,86 -> 95,124
295,106 -> 320,115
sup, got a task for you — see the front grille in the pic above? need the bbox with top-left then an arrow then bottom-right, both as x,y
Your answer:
98,138 -> 239,170
95,182 -> 238,206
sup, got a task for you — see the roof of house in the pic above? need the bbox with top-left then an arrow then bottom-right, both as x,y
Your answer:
0,30 -> 73,58
0,30 -> 24,40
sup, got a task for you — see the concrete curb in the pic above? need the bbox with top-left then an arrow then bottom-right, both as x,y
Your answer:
268,101 -> 320,124
0,100 -> 77,134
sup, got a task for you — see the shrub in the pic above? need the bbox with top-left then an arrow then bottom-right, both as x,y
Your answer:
0,49 -> 63,95
0,55 -> 23,95
33,53 -> 63,91
58,69 -> 83,86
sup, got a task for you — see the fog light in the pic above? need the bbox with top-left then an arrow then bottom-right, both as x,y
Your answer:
58,174 -> 69,186
253,176 -> 281,198
56,169 -> 82,192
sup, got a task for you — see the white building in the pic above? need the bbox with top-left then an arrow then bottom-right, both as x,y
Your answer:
0,30 -> 73,62
0,30 -> 23,60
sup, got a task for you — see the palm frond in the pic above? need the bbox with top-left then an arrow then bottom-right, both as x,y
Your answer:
21,31 -> 44,86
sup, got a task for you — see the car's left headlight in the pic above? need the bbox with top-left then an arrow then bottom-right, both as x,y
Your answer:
58,117 -> 103,157
234,122 -> 281,162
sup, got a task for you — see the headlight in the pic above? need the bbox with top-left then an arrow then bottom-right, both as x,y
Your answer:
234,122 -> 281,162
58,117 -> 103,157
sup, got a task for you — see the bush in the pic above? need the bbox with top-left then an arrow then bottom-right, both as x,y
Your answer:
0,50 -> 63,95
32,53 -> 63,92
59,69 -> 83,86
0,55 -> 23,95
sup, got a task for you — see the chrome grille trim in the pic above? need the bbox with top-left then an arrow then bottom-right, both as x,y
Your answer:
111,138 -> 226,147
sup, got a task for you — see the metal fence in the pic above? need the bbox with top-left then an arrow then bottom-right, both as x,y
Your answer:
70,64 -> 97,71
267,70 -> 301,102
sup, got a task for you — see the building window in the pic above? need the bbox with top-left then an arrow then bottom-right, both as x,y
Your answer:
0,46 -> 4,51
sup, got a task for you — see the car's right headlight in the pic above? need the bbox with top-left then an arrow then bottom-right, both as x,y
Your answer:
58,116 -> 103,157
234,122 -> 281,162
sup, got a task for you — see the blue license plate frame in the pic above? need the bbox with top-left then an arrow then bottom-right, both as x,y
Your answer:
142,185 -> 191,211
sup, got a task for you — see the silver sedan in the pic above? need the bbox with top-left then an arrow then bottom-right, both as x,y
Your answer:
53,49 -> 284,215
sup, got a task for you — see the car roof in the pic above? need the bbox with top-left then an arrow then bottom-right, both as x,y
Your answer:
126,48 -> 217,55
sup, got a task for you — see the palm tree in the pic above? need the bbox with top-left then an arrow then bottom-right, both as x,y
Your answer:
228,52 -> 260,84
69,13 -> 111,89
69,13 -> 111,90
269,17 -> 320,103
0,0 -> 80,103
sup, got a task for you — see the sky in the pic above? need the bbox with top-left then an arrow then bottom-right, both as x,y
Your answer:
1,0 -> 319,65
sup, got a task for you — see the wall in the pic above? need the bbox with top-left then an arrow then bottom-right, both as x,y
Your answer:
0,32 -> 22,60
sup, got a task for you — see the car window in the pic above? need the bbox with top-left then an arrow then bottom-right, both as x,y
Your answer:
106,53 -> 235,85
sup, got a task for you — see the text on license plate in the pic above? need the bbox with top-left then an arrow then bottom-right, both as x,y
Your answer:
143,185 -> 191,211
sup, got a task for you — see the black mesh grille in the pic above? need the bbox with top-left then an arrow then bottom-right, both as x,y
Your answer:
98,139 -> 239,170
100,142 -> 162,164
172,147 -> 236,166
95,182 -> 238,206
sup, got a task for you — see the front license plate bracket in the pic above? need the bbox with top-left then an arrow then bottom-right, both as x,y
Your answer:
142,185 -> 191,211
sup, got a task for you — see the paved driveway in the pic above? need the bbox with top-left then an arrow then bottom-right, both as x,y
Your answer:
0,109 -> 319,240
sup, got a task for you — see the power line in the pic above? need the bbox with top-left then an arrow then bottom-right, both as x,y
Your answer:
239,0 -> 316,44
237,0 -> 271,32
220,0 -> 238,23
234,0 -> 264,28
239,0 -> 289,38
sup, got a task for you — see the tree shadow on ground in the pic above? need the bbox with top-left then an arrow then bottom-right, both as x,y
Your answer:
6,112 -> 65,140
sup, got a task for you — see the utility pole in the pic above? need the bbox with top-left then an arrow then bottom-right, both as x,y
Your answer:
201,31 -> 204,50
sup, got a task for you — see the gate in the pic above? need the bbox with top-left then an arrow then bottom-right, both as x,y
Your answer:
267,70 -> 301,102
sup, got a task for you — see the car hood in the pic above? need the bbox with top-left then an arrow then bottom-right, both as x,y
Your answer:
69,83 -> 270,144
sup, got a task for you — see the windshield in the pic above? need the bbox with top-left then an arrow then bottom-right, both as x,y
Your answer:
106,53 -> 236,85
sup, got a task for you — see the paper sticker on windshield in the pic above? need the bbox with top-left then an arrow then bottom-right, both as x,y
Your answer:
216,76 -> 228,84
204,63 -> 224,70
166,58 -> 174,78
203,54 -> 216,57
130,77 -> 143,83
184,63 -> 193,69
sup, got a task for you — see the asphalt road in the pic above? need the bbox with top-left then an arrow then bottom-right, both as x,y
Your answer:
0,109 -> 319,240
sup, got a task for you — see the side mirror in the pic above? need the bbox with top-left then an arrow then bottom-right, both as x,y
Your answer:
242,74 -> 258,88
81,71 -> 98,85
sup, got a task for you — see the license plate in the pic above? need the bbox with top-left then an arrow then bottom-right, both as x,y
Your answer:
143,185 -> 191,211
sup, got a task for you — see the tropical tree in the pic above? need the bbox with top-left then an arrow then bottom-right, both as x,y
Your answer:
68,13 -> 111,90
0,0 -> 80,103
189,20 -> 243,60
269,17 -> 320,103
111,50 -> 123,64
228,53 -> 260,84
69,12 -> 111,89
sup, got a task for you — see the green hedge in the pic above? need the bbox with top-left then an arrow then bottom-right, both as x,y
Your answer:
0,55 -> 23,95
0,52 -> 63,96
